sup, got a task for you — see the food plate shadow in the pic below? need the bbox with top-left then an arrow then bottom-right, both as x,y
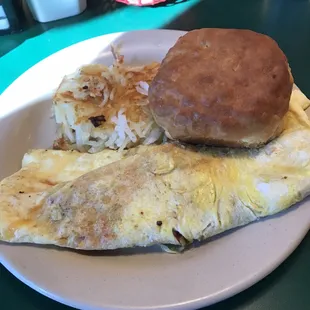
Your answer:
76,245 -> 165,256
0,242 -> 166,256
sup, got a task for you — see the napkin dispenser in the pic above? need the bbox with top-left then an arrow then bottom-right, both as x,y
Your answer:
26,0 -> 87,23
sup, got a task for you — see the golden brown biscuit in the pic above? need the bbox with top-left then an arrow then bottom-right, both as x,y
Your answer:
148,28 -> 294,147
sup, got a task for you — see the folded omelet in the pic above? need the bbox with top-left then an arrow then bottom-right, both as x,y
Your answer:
0,87 -> 310,251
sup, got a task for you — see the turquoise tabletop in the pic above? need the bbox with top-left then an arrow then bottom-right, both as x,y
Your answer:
0,0 -> 310,310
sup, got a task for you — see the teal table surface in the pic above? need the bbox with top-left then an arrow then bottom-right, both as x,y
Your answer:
1,0 -> 310,309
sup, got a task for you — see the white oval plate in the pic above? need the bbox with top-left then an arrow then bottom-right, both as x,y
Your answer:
0,30 -> 310,310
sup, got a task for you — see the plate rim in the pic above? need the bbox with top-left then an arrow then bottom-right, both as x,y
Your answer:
1,225 -> 309,310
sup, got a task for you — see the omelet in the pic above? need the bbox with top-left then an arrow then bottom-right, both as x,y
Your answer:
0,148 -> 126,195
0,86 -> 309,251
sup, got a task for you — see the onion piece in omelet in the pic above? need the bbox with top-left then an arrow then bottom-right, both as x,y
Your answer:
0,86 -> 310,252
